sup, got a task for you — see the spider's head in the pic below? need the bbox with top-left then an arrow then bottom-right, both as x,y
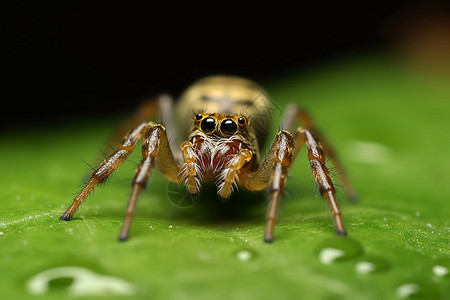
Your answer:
192,113 -> 249,138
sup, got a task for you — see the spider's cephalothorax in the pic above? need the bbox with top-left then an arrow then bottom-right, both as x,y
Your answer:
60,76 -> 357,243
179,113 -> 257,198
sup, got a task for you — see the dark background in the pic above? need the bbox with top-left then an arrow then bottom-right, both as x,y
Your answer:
1,1 -> 428,129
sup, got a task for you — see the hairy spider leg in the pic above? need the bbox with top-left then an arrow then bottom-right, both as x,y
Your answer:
240,128 -> 347,243
282,104 -> 358,202
61,121 -> 186,241
60,122 -> 152,221
293,128 -> 347,236
239,130 -> 294,243
262,131 -> 294,243
119,124 -> 180,241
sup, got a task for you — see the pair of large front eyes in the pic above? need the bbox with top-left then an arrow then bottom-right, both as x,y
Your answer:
196,115 -> 244,136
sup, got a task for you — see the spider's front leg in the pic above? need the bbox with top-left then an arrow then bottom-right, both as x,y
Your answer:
118,124 -> 179,241
241,129 -> 347,243
240,130 -> 294,243
60,122 -> 183,241
60,122 -> 152,221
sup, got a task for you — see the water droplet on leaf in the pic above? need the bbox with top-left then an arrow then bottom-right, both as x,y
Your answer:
315,236 -> 363,264
396,278 -> 441,299
235,249 -> 256,261
355,256 -> 390,274
26,266 -> 135,297
432,257 -> 450,278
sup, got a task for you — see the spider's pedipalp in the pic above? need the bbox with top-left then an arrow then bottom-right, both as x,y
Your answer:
216,148 -> 252,199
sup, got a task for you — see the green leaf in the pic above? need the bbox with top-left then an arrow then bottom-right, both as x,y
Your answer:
1,55 -> 449,300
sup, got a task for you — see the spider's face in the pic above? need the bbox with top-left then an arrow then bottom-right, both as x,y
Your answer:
193,113 -> 249,138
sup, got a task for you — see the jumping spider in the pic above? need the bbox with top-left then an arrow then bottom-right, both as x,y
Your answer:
60,76 -> 357,242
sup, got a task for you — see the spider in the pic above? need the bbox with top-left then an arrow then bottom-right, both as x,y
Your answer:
60,76 -> 357,242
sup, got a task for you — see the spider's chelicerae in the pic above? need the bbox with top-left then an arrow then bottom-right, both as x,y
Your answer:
60,76 -> 357,242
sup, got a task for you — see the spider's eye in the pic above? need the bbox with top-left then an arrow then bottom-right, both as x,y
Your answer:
238,117 -> 246,126
201,117 -> 216,133
220,119 -> 238,136
195,113 -> 203,121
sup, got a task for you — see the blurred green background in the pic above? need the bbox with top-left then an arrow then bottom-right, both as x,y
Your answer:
1,54 -> 449,299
